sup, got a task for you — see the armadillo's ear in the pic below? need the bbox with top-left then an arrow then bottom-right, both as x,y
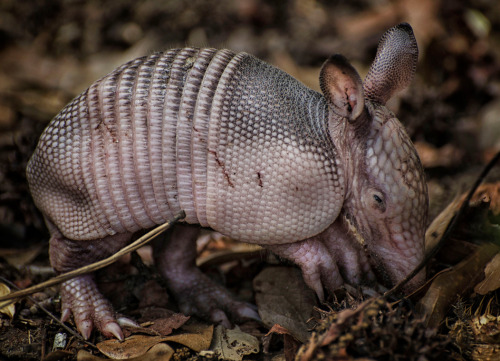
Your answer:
320,54 -> 365,122
363,23 -> 418,105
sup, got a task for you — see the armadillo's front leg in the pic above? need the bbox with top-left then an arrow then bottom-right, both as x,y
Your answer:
155,224 -> 260,327
266,238 -> 343,302
266,219 -> 376,301
319,219 -> 376,286
49,227 -> 135,340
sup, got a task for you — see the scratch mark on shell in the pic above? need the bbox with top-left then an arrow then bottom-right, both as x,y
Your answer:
209,149 -> 234,188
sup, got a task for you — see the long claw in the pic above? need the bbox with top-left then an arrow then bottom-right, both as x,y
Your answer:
61,308 -> 72,323
117,316 -> 141,328
103,322 -> 124,341
211,309 -> 232,328
60,275 -> 127,340
78,320 -> 93,340
236,306 -> 261,322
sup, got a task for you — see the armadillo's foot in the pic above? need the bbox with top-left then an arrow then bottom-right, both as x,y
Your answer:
155,224 -> 260,327
61,275 -> 126,340
48,226 -> 134,339
266,240 -> 344,302
168,270 -> 261,328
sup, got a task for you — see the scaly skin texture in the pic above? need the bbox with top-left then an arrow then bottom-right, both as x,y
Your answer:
26,23 -> 428,339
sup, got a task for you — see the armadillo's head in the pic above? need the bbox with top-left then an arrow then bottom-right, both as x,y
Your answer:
320,23 -> 428,292
343,103 -> 428,291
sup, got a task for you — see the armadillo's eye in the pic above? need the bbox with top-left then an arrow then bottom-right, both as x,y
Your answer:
372,193 -> 386,212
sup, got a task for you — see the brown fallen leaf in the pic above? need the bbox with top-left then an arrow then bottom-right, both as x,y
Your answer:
423,182 -> 500,322
97,323 -> 213,358
474,253 -> 500,295
122,312 -> 191,338
0,283 -> 15,319
136,306 -> 179,322
147,314 -> 190,336
265,324 -> 302,361
253,266 -> 317,343
211,325 -> 260,361
426,183 -> 500,257
416,243 -> 500,328
78,343 -> 174,361
266,324 -> 296,337
97,335 -> 167,359
163,323 -> 213,352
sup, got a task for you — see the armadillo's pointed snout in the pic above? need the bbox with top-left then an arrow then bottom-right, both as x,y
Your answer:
393,227 -> 427,293
388,240 -> 426,293
367,230 -> 426,294
373,257 -> 425,294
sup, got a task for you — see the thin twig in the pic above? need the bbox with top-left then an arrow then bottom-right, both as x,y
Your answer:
0,211 -> 185,306
384,151 -> 500,298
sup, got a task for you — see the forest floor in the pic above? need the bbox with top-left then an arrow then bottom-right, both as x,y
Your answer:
1,0 -> 500,360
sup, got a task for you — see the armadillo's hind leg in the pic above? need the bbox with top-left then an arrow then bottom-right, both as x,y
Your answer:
155,224 -> 260,327
48,224 -> 136,340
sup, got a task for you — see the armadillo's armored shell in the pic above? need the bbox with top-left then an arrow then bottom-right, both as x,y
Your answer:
27,48 -> 345,244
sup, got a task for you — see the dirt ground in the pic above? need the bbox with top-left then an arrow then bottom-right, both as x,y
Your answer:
1,0 -> 500,360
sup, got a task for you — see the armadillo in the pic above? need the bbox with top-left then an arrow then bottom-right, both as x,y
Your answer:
26,23 -> 428,340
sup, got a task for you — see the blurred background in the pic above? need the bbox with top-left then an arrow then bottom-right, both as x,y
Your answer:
0,0 -> 499,246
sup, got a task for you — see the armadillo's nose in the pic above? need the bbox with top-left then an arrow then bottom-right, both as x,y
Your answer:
389,242 -> 426,293
369,234 -> 426,293
374,261 -> 425,294
386,224 -> 426,290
